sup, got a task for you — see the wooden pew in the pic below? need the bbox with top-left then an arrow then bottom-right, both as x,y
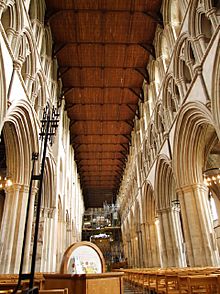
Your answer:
43,272 -> 124,294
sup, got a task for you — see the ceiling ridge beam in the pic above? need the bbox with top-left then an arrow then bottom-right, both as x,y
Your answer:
46,9 -> 163,23
66,102 -> 137,109
59,65 -> 147,69
64,86 -> 140,89
53,42 -> 154,56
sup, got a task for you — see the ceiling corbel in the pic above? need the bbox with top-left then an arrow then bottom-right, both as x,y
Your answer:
58,67 -> 72,78
62,87 -> 74,97
126,104 -> 136,115
126,104 -> 140,119
135,68 -> 150,86
128,87 -> 141,99
140,88 -> 145,102
125,120 -> 134,128
45,9 -> 70,23
120,143 -> 129,153
70,120 -> 77,128
53,43 -> 67,58
120,150 -> 128,157
122,134 -> 131,142
118,157 -> 127,166
65,103 -> 77,110
142,11 -> 164,29
139,43 -> 156,59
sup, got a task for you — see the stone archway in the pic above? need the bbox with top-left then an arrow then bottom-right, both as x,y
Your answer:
0,100 -> 39,273
173,101 -> 220,266
142,181 -> 160,267
155,154 -> 187,267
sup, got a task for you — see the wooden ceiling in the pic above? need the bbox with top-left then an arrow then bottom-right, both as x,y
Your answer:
45,0 -> 162,208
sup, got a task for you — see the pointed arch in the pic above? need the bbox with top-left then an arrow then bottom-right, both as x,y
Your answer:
173,101 -> 214,188
212,37 -> 220,139
17,28 -> 37,90
43,157 -> 56,208
162,74 -> 181,128
0,43 -> 7,131
31,70 -> 47,118
155,154 -> 176,210
3,100 -> 39,185
142,181 -> 156,223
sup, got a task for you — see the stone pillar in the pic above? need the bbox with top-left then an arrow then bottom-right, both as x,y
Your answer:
178,184 -> 220,266
0,184 -> 21,273
157,207 -> 184,268
46,208 -> 55,272
35,208 -> 45,272
137,228 -> 144,267
140,223 -> 147,267
41,208 -> 49,272
171,203 -> 187,267
10,185 -> 29,273
130,237 -> 136,267
51,207 -> 57,272
127,240 -> 132,267
23,186 -> 38,272
145,221 -> 160,267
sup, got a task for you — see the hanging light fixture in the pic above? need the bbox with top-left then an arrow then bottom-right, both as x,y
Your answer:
203,167 -> 220,200
203,168 -> 220,187
0,175 -> 13,190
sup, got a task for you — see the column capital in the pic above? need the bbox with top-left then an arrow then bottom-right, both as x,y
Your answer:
4,183 -> 21,193
176,183 -> 207,194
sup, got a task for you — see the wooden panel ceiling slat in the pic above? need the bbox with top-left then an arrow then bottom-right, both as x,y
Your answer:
65,88 -> 139,105
45,0 -> 161,11
45,0 -> 162,207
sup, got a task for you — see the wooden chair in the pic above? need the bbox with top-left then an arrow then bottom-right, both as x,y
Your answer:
186,275 -> 219,294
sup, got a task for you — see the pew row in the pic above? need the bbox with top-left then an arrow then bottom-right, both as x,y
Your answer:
0,272 -> 124,294
122,267 -> 220,294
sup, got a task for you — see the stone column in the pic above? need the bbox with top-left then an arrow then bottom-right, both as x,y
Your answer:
35,208 -> 45,272
51,207 -> 57,272
137,228 -> 144,267
41,208 -> 50,272
171,203 -> 187,267
130,237 -> 136,267
157,207 -> 185,267
145,221 -> 160,267
23,186 -> 38,273
157,210 -> 171,267
10,185 -> 29,273
127,240 -> 132,267
0,184 -> 21,273
46,208 -> 55,272
178,184 -> 220,266
140,223 -> 147,267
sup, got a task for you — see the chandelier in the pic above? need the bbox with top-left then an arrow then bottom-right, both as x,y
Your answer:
203,168 -> 220,187
0,175 -> 12,190
203,167 -> 220,199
